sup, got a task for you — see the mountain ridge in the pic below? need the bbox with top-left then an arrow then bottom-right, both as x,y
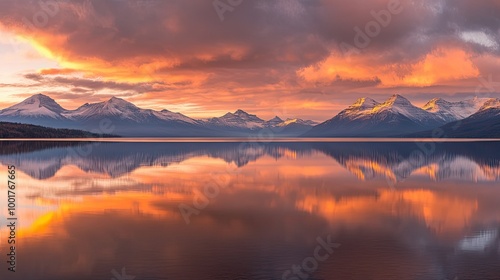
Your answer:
411,98 -> 500,138
0,94 -> 498,138
0,94 -> 318,137
303,94 -> 499,138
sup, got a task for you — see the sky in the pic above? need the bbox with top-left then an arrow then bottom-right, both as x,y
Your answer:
0,0 -> 499,121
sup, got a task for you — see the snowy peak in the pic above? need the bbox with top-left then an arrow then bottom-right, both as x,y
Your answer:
479,98 -> 500,111
66,96 -> 151,122
422,98 -> 452,112
265,116 -> 284,126
268,116 -> 284,123
422,97 -> 494,122
351,97 -> 379,109
339,97 -> 380,120
12,94 -> 65,112
369,94 -> 434,122
383,94 -> 413,107
234,109 -> 250,116
0,93 -> 67,119
460,97 -> 492,114
232,109 -> 264,122
206,110 -> 266,129
278,118 -> 318,127
154,109 -> 198,124
104,97 -> 140,110
232,110 -> 264,122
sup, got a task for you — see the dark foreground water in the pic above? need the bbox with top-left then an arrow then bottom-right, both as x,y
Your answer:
0,141 -> 499,280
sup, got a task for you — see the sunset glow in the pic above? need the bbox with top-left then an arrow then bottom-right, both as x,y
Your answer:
0,0 -> 499,121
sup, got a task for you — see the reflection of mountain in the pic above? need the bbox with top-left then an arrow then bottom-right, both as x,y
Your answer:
313,142 -> 500,183
0,141 -> 499,182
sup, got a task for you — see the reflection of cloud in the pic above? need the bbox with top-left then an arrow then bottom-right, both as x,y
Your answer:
296,189 -> 478,237
458,229 -> 498,252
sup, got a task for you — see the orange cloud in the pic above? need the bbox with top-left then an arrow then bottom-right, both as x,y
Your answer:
39,68 -> 79,75
404,48 -> 480,86
298,47 -> 480,87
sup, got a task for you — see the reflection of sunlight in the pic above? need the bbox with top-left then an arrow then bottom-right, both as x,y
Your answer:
296,189 -> 478,237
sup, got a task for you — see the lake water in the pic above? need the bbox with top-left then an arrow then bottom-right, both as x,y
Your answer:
0,141 -> 499,280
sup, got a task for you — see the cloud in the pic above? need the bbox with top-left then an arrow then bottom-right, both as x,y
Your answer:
0,0 -> 499,119
22,73 -> 171,93
39,68 -> 79,75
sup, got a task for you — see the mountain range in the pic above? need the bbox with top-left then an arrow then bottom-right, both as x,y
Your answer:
0,93 -> 499,137
0,94 -> 318,137
304,94 -> 500,137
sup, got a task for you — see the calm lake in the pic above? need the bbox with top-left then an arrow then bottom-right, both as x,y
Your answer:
0,141 -> 499,280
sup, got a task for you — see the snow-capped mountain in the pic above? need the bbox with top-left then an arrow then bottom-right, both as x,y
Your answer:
0,94 -> 74,128
154,109 -> 201,125
2,93 -> 497,138
304,94 -> 500,137
67,97 -> 202,127
265,116 -> 284,127
417,98 -> 500,138
0,95 -> 208,136
372,94 -> 443,126
205,110 -> 266,130
0,94 -> 317,137
203,110 -> 318,135
66,97 -> 159,123
0,94 -> 60,118
277,118 -> 318,127
336,97 -> 380,121
422,97 -> 491,122
478,98 -> 500,111
270,118 -> 319,136
304,94 -> 445,137
0,94 -> 66,119
66,97 -> 213,136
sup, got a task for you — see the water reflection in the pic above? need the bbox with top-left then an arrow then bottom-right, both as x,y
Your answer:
0,141 -> 499,280
0,142 -> 499,182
